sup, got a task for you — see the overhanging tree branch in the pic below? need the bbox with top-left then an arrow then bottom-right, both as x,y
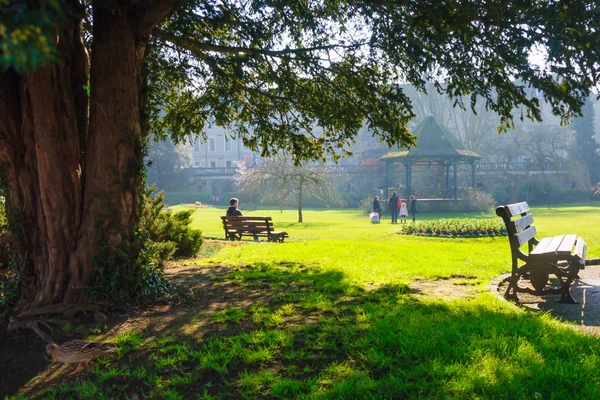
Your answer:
154,28 -> 368,58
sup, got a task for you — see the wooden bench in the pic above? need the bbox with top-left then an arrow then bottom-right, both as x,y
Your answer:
496,202 -> 586,304
221,216 -> 289,243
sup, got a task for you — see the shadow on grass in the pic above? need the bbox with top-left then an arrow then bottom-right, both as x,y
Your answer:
4,261 -> 600,399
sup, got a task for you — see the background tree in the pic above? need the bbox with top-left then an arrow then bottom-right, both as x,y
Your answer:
145,137 -> 192,191
1,0 -> 599,311
571,97 -> 600,184
236,157 -> 342,223
405,84 -> 501,152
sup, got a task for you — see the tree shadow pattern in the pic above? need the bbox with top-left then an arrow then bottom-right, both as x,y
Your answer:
2,261 -> 600,399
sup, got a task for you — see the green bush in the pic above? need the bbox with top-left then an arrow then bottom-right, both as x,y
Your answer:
90,188 -> 203,305
492,187 -> 509,205
0,199 -> 18,308
143,189 -> 204,260
401,218 -> 507,238
0,199 -> 12,269
461,189 -> 496,212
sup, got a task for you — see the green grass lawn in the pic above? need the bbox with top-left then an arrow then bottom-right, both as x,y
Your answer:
178,203 -> 600,286
13,202 -> 600,400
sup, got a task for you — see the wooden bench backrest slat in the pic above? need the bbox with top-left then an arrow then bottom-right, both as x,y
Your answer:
227,222 -> 272,228
512,214 -> 534,234
516,225 -> 537,247
223,216 -> 273,222
506,202 -> 530,217
556,234 -> 577,255
574,238 -> 586,261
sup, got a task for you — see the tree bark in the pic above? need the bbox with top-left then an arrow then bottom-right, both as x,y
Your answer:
0,0 -> 178,311
0,8 -> 88,309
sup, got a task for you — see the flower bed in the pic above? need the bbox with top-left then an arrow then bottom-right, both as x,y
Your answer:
400,218 -> 507,238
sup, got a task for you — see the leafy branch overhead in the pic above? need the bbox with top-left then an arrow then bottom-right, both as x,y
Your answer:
5,1 -> 597,162
145,0 -> 599,162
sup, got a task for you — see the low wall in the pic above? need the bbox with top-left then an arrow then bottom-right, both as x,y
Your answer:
382,199 -> 481,213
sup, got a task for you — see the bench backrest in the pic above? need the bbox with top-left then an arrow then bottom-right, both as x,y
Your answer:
496,202 -> 537,250
221,216 -> 274,233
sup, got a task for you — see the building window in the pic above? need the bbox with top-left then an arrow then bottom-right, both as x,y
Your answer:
193,141 -> 200,152
224,137 -> 232,152
209,138 -> 216,152
226,160 -> 232,167
193,161 -> 200,168
210,161 -> 216,167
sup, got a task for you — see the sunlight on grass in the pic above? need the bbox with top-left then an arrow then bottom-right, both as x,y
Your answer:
13,203 -> 600,399
211,307 -> 246,324
180,204 -> 599,290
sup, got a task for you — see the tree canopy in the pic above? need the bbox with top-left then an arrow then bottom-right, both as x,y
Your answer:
149,0 -> 600,162
5,1 -> 600,162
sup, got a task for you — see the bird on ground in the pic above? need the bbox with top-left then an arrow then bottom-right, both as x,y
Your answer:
46,340 -> 117,375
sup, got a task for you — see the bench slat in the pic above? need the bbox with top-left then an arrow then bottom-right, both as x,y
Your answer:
512,214 -> 534,233
574,238 -> 586,261
545,235 -> 565,253
530,235 -> 566,255
556,234 -> 577,256
530,236 -> 553,254
223,216 -> 273,221
516,225 -> 537,247
506,202 -> 530,217
227,222 -> 272,228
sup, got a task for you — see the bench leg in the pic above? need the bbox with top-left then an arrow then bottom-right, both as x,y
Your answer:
504,274 -> 519,302
558,263 -> 579,304
559,291 -> 576,304
227,232 -> 241,241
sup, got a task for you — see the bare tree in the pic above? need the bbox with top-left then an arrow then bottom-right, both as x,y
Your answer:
404,83 -> 455,130
236,157 -> 343,222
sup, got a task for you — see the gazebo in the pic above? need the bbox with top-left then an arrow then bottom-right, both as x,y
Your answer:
380,115 -> 481,200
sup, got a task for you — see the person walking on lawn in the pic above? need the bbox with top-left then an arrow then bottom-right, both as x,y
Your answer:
389,192 -> 399,224
410,195 -> 418,222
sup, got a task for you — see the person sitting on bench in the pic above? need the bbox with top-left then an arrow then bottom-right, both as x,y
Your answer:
226,197 -> 259,241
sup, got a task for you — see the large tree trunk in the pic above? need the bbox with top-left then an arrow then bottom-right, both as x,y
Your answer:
0,1 -> 176,312
0,8 -> 89,309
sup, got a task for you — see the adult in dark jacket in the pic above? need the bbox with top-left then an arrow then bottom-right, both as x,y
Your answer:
227,197 -> 259,241
389,192 -> 399,224
409,195 -> 417,222
226,197 -> 243,216
372,196 -> 382,216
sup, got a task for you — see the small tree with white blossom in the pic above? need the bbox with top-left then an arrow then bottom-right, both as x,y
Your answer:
236,157 -> 343,222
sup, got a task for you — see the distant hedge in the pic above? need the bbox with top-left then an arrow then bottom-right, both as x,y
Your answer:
162,192 -> 211,205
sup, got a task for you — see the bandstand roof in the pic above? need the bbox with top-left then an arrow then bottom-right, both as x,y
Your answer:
380,115 -> 480,163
